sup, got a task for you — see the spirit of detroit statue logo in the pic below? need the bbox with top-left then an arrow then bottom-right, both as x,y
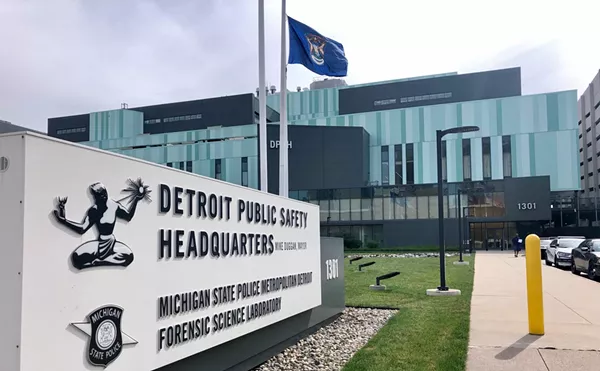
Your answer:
53,178 -> 152,270
305,33 -> 327,65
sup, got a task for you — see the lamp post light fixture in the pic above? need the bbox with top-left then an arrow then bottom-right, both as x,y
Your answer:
358,261 -> 376,272
463,206 -> 472,254
454,188 -> 470,266
370,271 -> 400,291
349,256 -> 363,265
428,125 -> 479,296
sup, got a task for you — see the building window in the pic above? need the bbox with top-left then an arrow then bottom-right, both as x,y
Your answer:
441,140 -> 447,182
241,157 -> 249,187
406,143 -> 414,184
394,145 -> 403,184
399,92 -> 452,104
161,114 -> 202,123
166,162 -> 173,168
56,127 -> 86,135
482,137 -> 491,180
215,159 -> 222,180
462,138 -> 471,181
374,99 -> 397,106
178,162 -> 185,171
144,119 -> 161,124
185,161 -> 193,173
502,135 -> 512,178
381,146 -> 389,185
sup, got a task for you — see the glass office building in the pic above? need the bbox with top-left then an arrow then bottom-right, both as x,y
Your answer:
48,67 -> 580,249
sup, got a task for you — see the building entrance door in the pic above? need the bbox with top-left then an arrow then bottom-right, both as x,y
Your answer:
469,222 -> 516,250
485,228 -> 505,251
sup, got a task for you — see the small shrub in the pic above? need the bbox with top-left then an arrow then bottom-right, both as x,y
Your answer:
342,234 -> 363,250
366,241 -> 379,249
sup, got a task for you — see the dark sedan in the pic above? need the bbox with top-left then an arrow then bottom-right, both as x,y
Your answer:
571,239 -> 600,280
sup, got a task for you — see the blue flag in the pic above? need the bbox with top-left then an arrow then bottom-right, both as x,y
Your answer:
287,16 -> 348,77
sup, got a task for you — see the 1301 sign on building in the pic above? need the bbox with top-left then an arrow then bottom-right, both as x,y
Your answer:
325,258 -> 339,280
517,202 -> 537,210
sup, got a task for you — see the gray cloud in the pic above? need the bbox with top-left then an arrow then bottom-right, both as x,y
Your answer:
1,0 -> 597,132
0,0 -> 281,131
472,40 -> 573,95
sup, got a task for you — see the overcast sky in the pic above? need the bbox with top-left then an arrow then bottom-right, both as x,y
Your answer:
1,0 -> 598,132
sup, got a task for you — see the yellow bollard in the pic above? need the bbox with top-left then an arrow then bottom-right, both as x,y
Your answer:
525,234 -> 544,335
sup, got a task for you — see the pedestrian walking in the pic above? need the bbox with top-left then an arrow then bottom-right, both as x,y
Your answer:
511,233 -> 523,257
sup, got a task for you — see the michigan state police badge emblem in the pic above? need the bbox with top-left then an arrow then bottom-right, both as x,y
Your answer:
71,305 -> 137,367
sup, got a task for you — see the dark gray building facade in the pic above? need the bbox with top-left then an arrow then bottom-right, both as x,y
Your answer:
338,67 -> 522,115
264,125 -> 369,195
47,93 -> 280,142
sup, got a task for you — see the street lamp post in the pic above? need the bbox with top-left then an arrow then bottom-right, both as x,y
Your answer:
435,126 -> 479,292
463,206 -> 470,253
457,188 -> 464,262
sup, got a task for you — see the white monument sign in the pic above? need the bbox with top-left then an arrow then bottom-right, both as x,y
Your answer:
0,132 -> 321,371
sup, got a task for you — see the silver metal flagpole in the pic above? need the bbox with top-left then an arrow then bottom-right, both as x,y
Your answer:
278,0 -> 288,197
258,0 -> 268,192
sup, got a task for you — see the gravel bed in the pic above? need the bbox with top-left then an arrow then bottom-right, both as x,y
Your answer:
347,252 -> 471,259
253,307 -> 397,371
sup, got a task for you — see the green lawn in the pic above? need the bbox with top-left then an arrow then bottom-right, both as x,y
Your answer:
342,255 -> 474,371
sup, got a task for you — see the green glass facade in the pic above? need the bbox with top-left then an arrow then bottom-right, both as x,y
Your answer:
79,74 -> 578,195
268,88 -> 579,192
83,111 -> 258,188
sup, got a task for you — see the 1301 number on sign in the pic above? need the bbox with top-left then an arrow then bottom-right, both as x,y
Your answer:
517,202 -> 537,210
325,259 -> 339,280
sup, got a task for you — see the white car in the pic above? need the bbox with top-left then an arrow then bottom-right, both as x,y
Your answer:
540,237 -> 554,260
545,237 -> 585,268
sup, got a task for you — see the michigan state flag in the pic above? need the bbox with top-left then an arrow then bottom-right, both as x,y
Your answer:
287,16 -> 348,77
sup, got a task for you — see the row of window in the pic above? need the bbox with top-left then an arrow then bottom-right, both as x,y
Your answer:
56,127 -> 87,135
380,135 -> 513,185
401,92 -> 452,103
145,114 -> 202,125
372,92 -> 452,108
373,99 -> 397,106
241,157 -> 249,187
166,157 -> 249,187
166,161 -> 193,172
321,225 -> 384,245
381,144 -> 414,184
304,191 -> 506,222
290,180 -> 507,201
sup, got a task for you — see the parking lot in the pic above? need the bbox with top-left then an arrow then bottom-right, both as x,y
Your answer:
468,250 -> 600,370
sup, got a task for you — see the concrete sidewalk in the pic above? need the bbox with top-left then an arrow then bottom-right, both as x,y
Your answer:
467,251 -> 600,370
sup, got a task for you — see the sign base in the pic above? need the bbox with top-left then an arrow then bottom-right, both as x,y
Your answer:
426,288 -> 461,296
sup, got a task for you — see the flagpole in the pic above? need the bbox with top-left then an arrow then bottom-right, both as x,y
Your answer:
279,0 -> 288,197
258,0 -> 268,192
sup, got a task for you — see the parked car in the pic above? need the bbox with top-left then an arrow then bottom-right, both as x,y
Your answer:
545,237 -> 586,268
540,237 -> 555,260
540,236 -> 583,260
571,239 -> 600,280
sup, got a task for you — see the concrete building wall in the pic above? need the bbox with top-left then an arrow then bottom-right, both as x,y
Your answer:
578,70 -> 600,197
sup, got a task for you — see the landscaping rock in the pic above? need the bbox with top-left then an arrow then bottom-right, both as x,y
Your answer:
253,307 -> 397,371
347,252 -> 471,259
